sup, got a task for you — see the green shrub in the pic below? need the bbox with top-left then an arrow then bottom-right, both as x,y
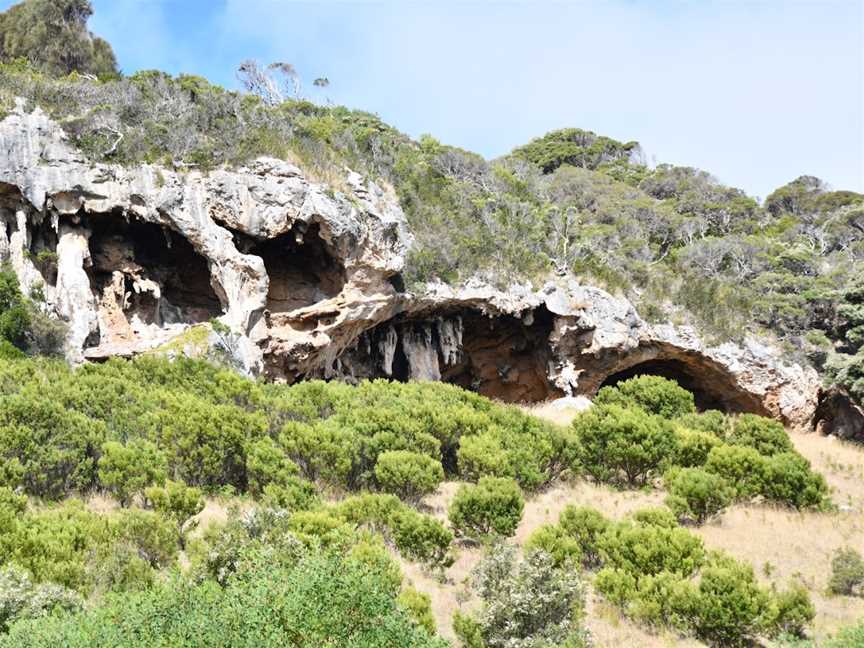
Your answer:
0,395 -> 106,499
824,621 -> 864,648
597,518 -> 705,578
673,426 -> 723,467
828,547 -> 864,596
524,524 -> 583,567
0,551 -> 446,648
573,403 -> 677,486
770,583 -> 816,638
629,507 -> 679,529
558,505 -> 611,567
144,480 -> 204,547
374,450 -> 444,502
762,452 -> 829,509
0,565 -> 82,633
287,510 -> 355,548
727,414 -> 794,456
457,543 -> 589,648
334,493 -> 453,567
245,436 -> 299,496
261,477 -> 320,512
449,477 -> 524,539
704,444 -> 767,498
683,553 -> 774,647
397,586 -> 436,635
98,440 -> 166,506
390,509 -> 453,567
1,501 -> 110,593
456,431 -> 511,481
675,410 -> 730,437
664,467 -> 734,524
147,393 -> 266,490
594,375 -> 696,418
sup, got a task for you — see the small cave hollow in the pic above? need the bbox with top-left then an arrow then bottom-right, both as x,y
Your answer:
27,216 -> 60,287
597,357 -> 765,415
242,223 -> 346,314
332,306 -> 562,404
86,213 -> 223,334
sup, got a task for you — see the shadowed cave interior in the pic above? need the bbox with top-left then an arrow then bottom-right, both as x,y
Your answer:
85,213 -> 222,341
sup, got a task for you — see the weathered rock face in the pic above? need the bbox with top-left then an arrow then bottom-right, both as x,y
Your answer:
813,387 -> 864,441
0,102 -> 825,429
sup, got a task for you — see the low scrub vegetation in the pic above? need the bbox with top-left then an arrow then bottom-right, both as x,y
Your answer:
571,376 -> 830,516
533,504 -> 814,646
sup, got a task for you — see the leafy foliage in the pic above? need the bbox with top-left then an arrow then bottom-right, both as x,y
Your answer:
0,0 -> 117,78
828,547 -> 864,597
449,477 -> 524,539
0,548 -> 446,648
454,543 -> 589,648
375,450 -> 444,502
594,375 -> 696,418
664,467 -> 735,524
542,505 -> 814,646
572,403 -> 677,487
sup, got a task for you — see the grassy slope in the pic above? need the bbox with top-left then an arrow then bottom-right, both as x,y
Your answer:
379,404 -> 864,647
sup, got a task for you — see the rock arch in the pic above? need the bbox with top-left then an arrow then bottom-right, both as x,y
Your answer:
570,342 -> 771,415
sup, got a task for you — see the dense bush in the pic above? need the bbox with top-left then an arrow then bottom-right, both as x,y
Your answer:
664,467 -> 734,524
704,444 -> 768,498
727,414 -> 794,456
558,505 -> 611,567
449,477 -> 524,539
0,550 -> 446,647
454,543 -> 589,648
572,402 -> 677,486
672,426 -> 723,467
594,375 -> 697,418
334,494 -> 453,567
374,450 -> 444,502
828,547 -> 864,596
0,356 -> 574,501
0,395 -> 105,499
97,440 -> 166,506
541,505 -> 815,646
0,565 -> 81,632
0,0 -> 117,78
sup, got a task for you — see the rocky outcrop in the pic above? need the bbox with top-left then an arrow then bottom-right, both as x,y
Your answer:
0,102 -> 824,428
814,387 -> 864,441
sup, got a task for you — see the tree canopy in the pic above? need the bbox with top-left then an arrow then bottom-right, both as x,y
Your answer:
0,0 -> 117,78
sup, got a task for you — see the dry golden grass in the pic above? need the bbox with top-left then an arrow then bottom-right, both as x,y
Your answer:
520,404 -> 864,645
689,429 -> 864,642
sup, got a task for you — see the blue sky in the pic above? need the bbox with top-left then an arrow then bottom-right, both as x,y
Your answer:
5,0 -> 864,198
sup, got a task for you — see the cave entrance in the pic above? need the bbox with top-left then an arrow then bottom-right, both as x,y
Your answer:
246,223 -> 346,313
86,213 -> 222,336
598,358 -> 761,414
331,307 -> 562,404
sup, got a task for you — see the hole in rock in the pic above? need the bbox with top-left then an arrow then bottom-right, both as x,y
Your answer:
598,358 -> 764,414
27,216 -> 59,286
245,223 -> 346,313
331,306 -> 561,404
86,213 -> 222,329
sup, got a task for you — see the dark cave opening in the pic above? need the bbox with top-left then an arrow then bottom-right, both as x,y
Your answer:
27,216 -> 59,287
599,358 -> 747,413
439,307 -> 559,403
86,213 -> 223,327
333,306 -> 561,403
244,223 -> 346,313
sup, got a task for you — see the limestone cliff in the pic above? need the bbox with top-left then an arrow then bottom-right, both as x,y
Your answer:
0,101 -> 837,431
